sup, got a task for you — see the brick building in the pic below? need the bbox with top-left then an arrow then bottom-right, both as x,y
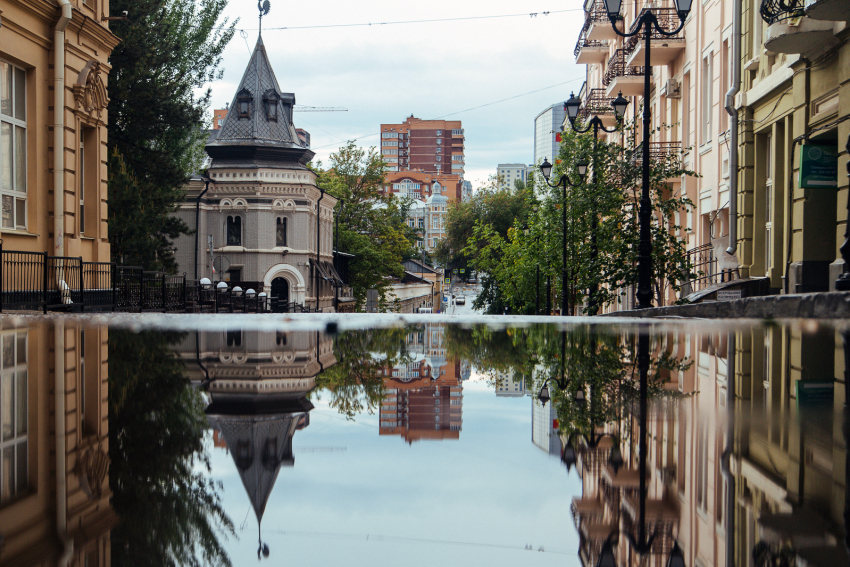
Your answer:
380,117 -> 465,178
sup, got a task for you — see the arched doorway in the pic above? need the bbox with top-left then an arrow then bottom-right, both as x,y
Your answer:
271,277 -> 289,305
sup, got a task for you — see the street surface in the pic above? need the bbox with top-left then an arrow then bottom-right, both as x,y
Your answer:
446,283 -> 479,316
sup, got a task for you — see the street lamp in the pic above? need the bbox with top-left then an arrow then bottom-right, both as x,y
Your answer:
603,0 -> 691,309
564,90 -> 628,314
539,158 -> 588,316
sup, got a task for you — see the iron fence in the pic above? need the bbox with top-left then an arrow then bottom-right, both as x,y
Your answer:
0,245 -> 279,313
603,49 -> 645,87
683,243 -> 739,295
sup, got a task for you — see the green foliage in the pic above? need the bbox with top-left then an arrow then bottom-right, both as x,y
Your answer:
109,330 -> 234,567
315,142 -> 420,311
460,121 -> 697,314
314,328 -> 414,419
107,0 -> 236,271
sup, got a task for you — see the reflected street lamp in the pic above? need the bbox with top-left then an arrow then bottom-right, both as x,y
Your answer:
539,159 -> 588,316
563,91 -> 629,314
603,0 -> 691,309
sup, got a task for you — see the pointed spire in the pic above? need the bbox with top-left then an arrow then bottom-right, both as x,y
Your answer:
207,35 -> 314,166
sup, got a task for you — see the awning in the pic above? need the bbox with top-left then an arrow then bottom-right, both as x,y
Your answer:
313,260 -> 332,281
324,261 -> 345,286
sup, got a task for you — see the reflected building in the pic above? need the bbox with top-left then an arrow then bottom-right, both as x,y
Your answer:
532,397 -> 560,457
379,324 -> 463,443
0,324 -> 115,567
566,328 -> 849,567
176,330 -> 336,551
494,369 -> 525,397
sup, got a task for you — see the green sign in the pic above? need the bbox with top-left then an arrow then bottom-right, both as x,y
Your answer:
800,144 -> 838,188
795,380 -> 834,407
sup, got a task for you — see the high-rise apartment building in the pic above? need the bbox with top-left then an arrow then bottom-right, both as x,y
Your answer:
533,103 -> 566,167
496,164 -> 529,190
380,117 -> 465,178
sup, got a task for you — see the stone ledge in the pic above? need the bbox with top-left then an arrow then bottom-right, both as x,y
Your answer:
600,291 -> 850,319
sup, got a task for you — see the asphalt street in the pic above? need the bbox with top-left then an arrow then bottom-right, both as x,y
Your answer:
444,284 -> 479,316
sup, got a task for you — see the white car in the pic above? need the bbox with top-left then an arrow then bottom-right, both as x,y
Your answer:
456,296 -> 466,305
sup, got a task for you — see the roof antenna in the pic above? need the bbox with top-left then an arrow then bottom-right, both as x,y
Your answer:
258,0 -> 270,35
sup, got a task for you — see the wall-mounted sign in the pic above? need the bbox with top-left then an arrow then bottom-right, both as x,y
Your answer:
717,290 -> 742,301
800,144 -> 838,188
444,278 -> 450,284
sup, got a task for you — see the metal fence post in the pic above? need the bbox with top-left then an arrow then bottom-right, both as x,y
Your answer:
182,273 -> 187,311
112,264 -> 117,312
79,257 -> 85,312
42,253 -> 48,314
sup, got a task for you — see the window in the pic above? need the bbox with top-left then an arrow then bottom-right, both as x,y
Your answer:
436,148 -> 441,153
382,132 -> 398,138
701,52 -> 713,145
418,218 -> 424,228
236,89 -> 252,119
382,141 -> 398,147
276,332 -> 287,346
226,215 -> 242,246
226,330 -> 242,347
696,420 -> 708,511
263,90 -> 280,122
1,61 -> 27,229
452,129 -> 462,135
383,149 -> 398,155
436,130 -> 442,136
276,217 -> 287,247
436,139 -> 441,145
764,132 -> 773,271
452,155 -> 462,161
1,332 -> 27,505
436,156 -> 441,162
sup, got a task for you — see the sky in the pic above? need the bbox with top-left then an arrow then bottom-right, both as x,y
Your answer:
203,0 -> 588,189
208,369 -> 584,567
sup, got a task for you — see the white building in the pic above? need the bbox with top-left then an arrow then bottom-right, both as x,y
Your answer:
532,397 -> 560,456
496,164 -> 528,190
461,180 -> 473,202
494,369 -> 525,397
533,103 -> 566,167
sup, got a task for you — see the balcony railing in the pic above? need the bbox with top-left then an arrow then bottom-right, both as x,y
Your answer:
578,89 -> 616,122
575,18 -> 607,57
603,49 -> 645,86
629,141 -> 682,165
584,0 -> 610,24
760,0 -> 805,25
624,7 -> 685,54
682,242 -> 739,295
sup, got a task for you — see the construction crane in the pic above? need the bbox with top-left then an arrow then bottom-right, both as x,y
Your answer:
293,106 -> 348,112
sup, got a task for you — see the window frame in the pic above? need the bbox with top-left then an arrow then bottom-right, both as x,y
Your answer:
226,215 -> 242,246
0,60 -> 27,230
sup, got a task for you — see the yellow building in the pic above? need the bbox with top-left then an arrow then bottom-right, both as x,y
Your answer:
736,0 -> 849,294
0,323 -> 115,567
0,0 -> 118,260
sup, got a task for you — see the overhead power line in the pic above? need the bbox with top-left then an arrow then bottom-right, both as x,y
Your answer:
309,77 -> 585,151
199,8 -> 582,33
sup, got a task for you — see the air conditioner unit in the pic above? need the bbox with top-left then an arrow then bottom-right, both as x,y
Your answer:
662,79 -> 681,99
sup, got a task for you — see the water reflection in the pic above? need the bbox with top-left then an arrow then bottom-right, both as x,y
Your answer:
0,320 -> 847,567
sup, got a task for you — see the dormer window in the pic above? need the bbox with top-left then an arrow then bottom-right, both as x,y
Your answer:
236,88 -> 252,119
263,90 -> 280,122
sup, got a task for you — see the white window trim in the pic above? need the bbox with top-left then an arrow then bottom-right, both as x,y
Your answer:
0,60 -> 27,230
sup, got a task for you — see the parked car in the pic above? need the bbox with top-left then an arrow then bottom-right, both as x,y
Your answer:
456,296 -> 466,305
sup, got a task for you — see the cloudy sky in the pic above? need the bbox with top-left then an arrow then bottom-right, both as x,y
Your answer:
204,0 -> 587,188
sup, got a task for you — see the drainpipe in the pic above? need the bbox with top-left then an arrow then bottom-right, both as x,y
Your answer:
724,0 -> 742,257
315,188 -> 325,311
194,176 -> 212,280
54,3 -> 73,563
720,331 -> 736,567
55,0 -> 72,258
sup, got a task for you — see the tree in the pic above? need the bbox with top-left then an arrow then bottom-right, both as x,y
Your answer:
107,0 -> 236,271
109,330 -> 234,567
315,141 -> 420,310
462,121 -> 697,314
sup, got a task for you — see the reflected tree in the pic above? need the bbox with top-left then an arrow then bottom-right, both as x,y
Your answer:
109,330 -> 235,567
314,328 -> 414,419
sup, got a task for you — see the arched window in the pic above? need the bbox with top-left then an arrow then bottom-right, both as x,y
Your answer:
276,217 -> 287,247
227,215 -> 242,246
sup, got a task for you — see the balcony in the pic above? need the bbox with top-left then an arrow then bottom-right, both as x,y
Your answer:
575,20 -> 608,64
624,8 -> 685,67
629,141 -> 682,166
805,0 -> 850,21
603,49 -> 646,97
585,0 -> 619,41
762,0 -> 839,54
621,493 -> 679,556
570,497 -> 606,531
578,89 -> 618,129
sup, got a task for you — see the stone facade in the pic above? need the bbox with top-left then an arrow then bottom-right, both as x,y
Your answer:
172,35 -> 340,311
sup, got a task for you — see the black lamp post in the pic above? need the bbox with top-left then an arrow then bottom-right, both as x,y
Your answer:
835,133 -> 850,290
563,91 -> 629,314
540,158 -> 588,316
603,0 -> 692,309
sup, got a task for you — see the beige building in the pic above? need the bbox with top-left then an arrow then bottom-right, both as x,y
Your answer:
0,0 -> 118,262
0,323 -> 115,567
572,0 -> 849,310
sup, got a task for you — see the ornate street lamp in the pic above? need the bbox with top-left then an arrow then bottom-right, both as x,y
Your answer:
564,91 -> 629,314
539,158 -> 588,316
603,0 -> 691,309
